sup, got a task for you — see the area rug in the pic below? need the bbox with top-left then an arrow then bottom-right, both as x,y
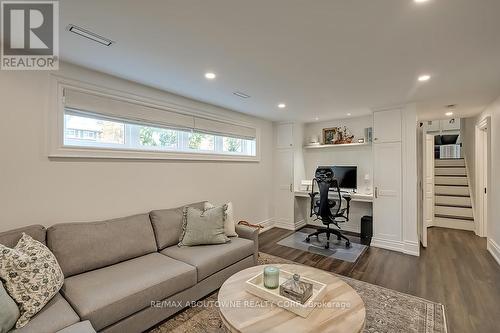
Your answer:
277,227 -> 367,262
150,253 -> 447,333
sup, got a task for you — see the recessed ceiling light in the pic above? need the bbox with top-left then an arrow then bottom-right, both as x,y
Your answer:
67,24 -> 114,46
315,117 -> 319,121
347,113 -> 352,116
278,103 -> 286,109
445,112 -> 454,116
418,74 -> 431,82
205,72 -> 216,80
414,0 -> 430,3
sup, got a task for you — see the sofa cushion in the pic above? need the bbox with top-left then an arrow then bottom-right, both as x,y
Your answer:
56,321 -> 96,333
161,238 -> 254,281
0,225 -> 46,247
61,253 -> 196,331
9,293 -> 79,333
178,205 -> 229,247
47,214 -> 157,277
149,201 -> 206,250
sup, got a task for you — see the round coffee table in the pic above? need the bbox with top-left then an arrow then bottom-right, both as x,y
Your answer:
218,264 -> 365,333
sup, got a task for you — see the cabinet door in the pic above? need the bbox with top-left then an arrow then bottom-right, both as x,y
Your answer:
276,123 -> 293,148
373,109 -> 402,143
274,149 -> 295,229
424,120 -> 440,132
373,142 -> 402,241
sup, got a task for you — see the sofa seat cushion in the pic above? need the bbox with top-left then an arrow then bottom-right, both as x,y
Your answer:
56,321 -> 96,333
161,238 -> 254,281
61,253 -> 196,331
9,293 -> 79,333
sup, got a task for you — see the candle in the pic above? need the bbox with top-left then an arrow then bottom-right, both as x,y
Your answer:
263,266 -> 280,289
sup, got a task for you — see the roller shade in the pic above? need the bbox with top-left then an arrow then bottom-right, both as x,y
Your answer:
194,117 -> 256,140
64,89 -> 194,130
63,88 -> 256,140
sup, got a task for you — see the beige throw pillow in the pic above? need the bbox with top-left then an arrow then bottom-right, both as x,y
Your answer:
204,201 -> 238,237
0,233 -> 64,328
178,205 -> 230,246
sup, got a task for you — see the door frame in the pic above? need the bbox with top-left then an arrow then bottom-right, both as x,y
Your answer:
421,133 -> 434,247
475,117 -> 490,237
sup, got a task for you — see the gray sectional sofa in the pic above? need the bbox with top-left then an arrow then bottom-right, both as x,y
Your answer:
0,202 -> 259,333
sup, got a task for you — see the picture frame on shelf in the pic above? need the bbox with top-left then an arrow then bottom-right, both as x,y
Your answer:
322,127 -> 337,145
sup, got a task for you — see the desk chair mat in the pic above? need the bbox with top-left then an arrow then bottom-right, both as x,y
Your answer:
277,228 -> 367,262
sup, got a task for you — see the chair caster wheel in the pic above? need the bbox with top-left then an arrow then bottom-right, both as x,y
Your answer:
305,237 -> 310,243
345,241 -> 351,248
324,244 -> 330,249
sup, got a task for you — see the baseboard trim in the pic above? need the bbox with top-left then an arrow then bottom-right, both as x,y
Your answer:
487,238 -> 500,266
371,237 -> 419,256
294,219 -> 307,230
273,219 -> 295,231
257,219 -> 275,233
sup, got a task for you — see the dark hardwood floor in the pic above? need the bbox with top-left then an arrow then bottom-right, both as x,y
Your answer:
259,226 -> 500,333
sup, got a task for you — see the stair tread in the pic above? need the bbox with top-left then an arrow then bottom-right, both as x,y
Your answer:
435,214 -> 474,221
435,204 -> 472,208
435,194 -> 470,197
435,184 -> 468,187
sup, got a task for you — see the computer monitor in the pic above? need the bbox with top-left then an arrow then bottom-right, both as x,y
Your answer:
331,166 -> 357,191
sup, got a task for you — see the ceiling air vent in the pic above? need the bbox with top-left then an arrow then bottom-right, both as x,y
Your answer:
233,91 -> 251,99
67,24 -> 115,46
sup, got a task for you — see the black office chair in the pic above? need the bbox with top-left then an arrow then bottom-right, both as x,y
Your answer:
305,166 -> 352,248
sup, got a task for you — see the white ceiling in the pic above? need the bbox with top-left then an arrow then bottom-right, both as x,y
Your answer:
59,0 -> 500,122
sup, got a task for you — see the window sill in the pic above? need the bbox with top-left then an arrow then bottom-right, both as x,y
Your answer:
49,146 -> 260,162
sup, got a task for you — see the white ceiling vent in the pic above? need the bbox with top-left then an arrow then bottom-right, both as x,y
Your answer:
67,24 -> 115,46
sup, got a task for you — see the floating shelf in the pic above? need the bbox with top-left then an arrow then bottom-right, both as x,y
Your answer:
303,142 -> 372,149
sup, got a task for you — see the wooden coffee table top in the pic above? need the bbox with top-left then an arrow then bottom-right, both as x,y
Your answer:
218,264 -> 365,333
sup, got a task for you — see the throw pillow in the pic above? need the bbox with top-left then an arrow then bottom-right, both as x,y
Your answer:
0,282 -> 19,333
0,233 -> 64,329
178,205 -> 230,246
204,201 -> 238,237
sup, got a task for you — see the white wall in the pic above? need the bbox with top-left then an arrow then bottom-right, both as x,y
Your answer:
0,62 -> 274,232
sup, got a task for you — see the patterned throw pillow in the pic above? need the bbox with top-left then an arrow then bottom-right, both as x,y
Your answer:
178,205 -> 230,246
0,233 -> 64,328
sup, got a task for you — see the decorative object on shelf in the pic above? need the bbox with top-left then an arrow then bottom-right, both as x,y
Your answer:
358,138 -> 365,143
364,127 -> 373,143
322,126 -> 355,145
263,266 -> 280,289
307,135 -> 320,145
279,273 -> 313,304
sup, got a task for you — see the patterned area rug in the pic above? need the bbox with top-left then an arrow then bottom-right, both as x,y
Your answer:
150,253 -> 447,333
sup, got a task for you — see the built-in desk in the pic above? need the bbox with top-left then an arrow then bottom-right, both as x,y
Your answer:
294,191 -> 373,203
294,191 -> 373,233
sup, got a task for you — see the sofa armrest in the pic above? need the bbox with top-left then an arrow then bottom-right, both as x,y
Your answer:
235,224 -> 259,264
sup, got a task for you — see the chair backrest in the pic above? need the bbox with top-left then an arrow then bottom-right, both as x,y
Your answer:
310,170 -> 351,224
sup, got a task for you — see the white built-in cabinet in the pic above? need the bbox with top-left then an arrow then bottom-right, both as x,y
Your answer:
372,106 -> 419,256
273,123 -> 305,230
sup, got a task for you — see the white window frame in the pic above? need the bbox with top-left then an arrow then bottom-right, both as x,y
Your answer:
48,75 -> 260,162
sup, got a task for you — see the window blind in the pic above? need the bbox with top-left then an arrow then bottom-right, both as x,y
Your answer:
63,88 -> 257,140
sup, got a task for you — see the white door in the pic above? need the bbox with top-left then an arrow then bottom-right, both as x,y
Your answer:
373,109 -> 402,143
373,142 -> 402,241
274,149 -> 294,229
421,134 -> 434,247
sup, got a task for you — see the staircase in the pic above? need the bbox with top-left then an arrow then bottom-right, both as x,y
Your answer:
434,159 -> 475,231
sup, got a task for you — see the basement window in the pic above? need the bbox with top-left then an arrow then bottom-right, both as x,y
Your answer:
50,83 -> 259,161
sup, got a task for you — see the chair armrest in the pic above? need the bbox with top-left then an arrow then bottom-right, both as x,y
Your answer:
235,224 -> 259,264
